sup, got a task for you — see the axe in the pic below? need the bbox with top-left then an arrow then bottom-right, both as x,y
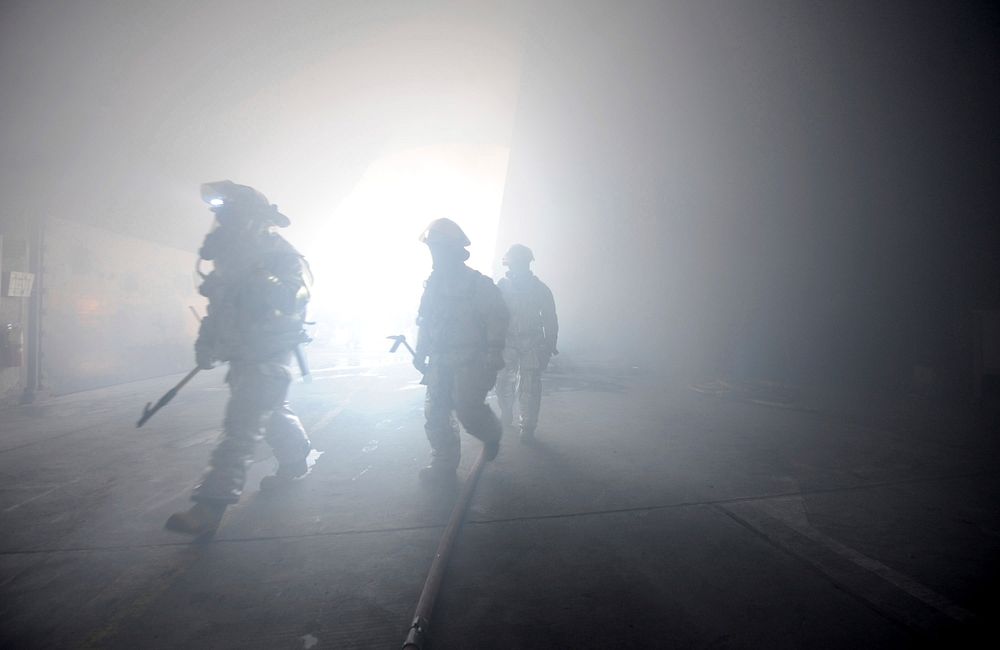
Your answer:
387,335 -> 428,385
387,334 -> 417,358
136,367 -> 200,428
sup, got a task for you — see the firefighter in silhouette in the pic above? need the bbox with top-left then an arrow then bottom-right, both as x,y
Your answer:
166,181 -> 312,536
496,244 -> 558,442
412,218 -> 508,482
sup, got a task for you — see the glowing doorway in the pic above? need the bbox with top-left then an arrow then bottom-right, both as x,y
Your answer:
303,144 -> 510,352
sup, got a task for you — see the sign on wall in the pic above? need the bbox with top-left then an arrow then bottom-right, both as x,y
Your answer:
6,272 -> 34,298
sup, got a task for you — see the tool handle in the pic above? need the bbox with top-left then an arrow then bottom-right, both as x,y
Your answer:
136,367 -> 200,428
294,345 -> 311,382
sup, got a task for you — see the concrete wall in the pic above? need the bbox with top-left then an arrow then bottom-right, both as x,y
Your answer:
41,218 -> 203,395
497,1 -> 1000,392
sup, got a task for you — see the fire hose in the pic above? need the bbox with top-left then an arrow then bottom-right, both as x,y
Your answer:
402,445 -> 489,649
387,333 -> 491,649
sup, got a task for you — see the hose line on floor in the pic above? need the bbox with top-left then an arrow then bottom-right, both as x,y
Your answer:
402,446 -> 489,650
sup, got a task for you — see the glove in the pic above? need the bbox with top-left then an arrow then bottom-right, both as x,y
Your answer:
195,341 -> 215,370
412,355 -> 429,375
194,314 -> 218,369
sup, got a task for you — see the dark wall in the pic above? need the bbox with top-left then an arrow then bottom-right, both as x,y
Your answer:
498,1 -> 1000,392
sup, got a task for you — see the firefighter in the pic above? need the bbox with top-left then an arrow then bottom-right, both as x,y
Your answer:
496,244 -> 558,442
165,181 -> 312,536
412,218 -> 508,482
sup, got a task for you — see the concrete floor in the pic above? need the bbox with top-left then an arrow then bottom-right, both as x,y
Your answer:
0,354 -> 997,648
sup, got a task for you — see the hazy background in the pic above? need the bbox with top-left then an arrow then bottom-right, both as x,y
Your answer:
2,1 -> 998,399
0,0 -> 525,394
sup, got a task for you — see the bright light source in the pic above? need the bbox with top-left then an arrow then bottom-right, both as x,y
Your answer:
209,198 -> 224,206
302,144 -> 510,352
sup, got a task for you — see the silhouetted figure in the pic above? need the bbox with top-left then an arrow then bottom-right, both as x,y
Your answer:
412,218 -> 508,483
496,244 -> 558,442
165,181 -> 311,536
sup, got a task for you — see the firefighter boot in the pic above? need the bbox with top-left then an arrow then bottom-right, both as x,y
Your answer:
259,456 -> 309,492
260,440 -> 311,493
419,454 -> 458,485
164,502 -> 227,537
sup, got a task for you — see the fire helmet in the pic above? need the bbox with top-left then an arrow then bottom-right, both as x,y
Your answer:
200,180 -> 290,227
502,244 -> 534,266
419,218 -> 471,247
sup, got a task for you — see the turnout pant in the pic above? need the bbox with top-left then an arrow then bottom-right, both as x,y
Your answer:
424,361 -> 502,470
497,345 -> 548,434
193,357 -> 310,504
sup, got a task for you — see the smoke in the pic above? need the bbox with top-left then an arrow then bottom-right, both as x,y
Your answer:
2,1 -> 998,394
0,1 -> 524,391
